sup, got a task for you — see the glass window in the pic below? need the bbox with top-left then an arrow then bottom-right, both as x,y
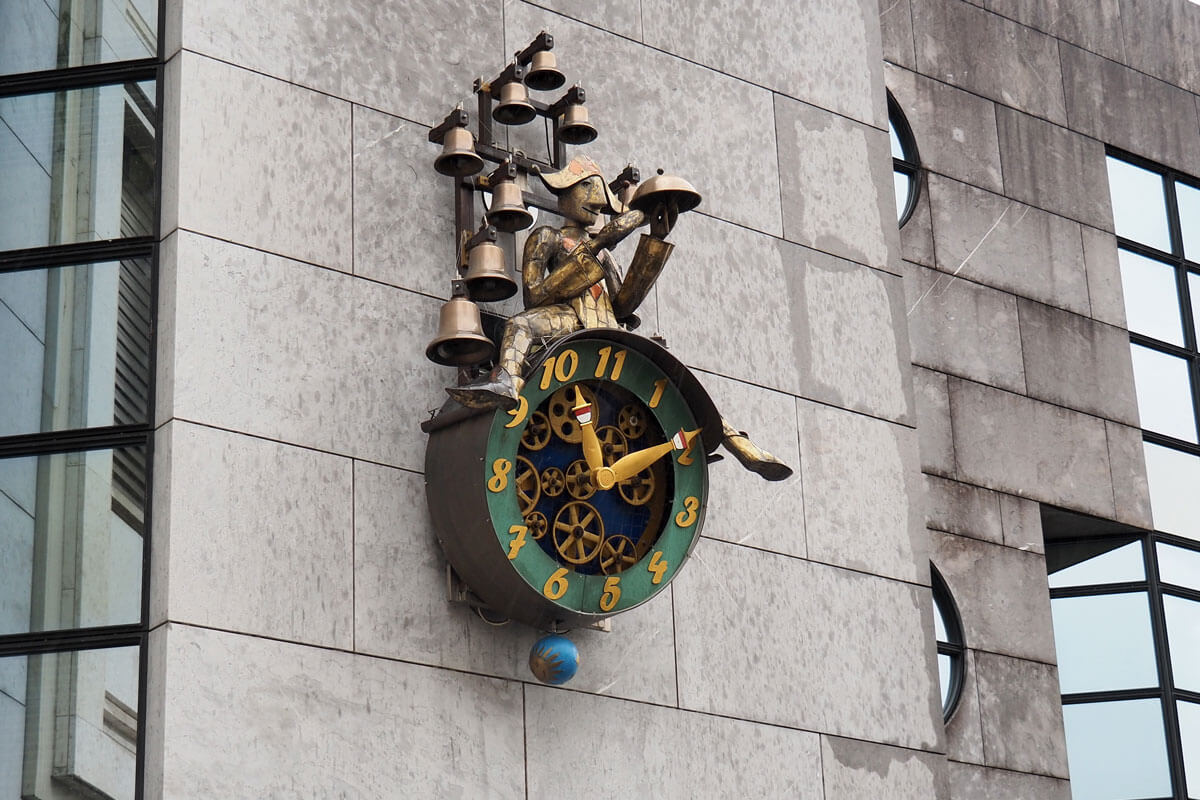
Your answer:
0,0 -> 157,77
1158,542 -> 1200,588
0,646 -> 140,799
1052,593 -> 1158,693
1180,700 -> 1200,799
1047,538 -> 1144,588
1130,344 -> 1198,443
1165,595 -> 1200,693
930,566 -> 964,719
1143,442 -> 1200,541
1119,249 -> 1184,345
888,94 -> 919,227
0,445 -> 144,637
1062,699 -> 1173,800
1108,156 -> 1172,252
0,82 -> 156,252
1178,181 -> 1200,261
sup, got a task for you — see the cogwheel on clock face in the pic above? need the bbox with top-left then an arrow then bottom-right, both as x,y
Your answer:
546,384 -> 596,444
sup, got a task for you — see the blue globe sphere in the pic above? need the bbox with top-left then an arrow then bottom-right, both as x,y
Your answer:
529,634 -> 579,685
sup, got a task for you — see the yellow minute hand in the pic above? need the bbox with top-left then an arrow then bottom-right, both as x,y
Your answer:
573,398 -> 603,473
593,429 -> 700,491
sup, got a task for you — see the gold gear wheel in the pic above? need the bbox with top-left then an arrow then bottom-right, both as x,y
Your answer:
524,510 -> 548,540
514,455 -> 540,514
547,384 -> 595,444
552,501 -> 605,565
564,459 -> 596,500
541,466 -> 565,497
617,404 -> 648,440
618,468 -> 656,506
599,535 -> 638,575
521,411 -> 552,451
596,425 -> 628,465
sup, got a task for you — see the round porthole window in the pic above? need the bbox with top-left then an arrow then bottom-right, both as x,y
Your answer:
932,564 -> 965,720
888,92 -> 921,227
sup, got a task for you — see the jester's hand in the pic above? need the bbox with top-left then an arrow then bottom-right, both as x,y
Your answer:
649,201 -> 678,239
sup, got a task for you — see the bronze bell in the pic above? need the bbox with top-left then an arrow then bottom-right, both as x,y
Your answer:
487,180 -> 534,232
629,171 -> 703,214
426,283 -> 494,366
433,126 -> 484,177
493,81 -> 536,125
525,50 -> 566,91
463,239 -> 518,301
557,103 -> 597,145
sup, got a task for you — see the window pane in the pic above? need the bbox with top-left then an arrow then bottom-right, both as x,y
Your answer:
0,260 -> 151,438
1179,182 -> 1200,261
1062,699 -> 1172,800
1052,593 -> 1158,693
0,646 -> 139,799
0,82 -> 156,252
1108,156 -> 1172,252
1144,442 -> 1200,541
1158,542 -> 1200,589
893,171 -> 910,223
0,446 -> 144,636
1180,700 -> 1200,800
889,123 -> 905,160
1130,344 -> 1198,443
1120,249 -> 1184,345
1165,595 -> 1200,692
937,653 -> 951,709
0,0 -> 157,76
1048,538 -> 1144,587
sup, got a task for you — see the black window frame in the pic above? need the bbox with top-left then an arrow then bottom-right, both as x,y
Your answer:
0,2 -> 166,796
888,92 -> 921,228
931,563 -> 966,721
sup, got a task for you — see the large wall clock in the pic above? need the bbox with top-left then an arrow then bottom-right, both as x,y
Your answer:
426,329 -> 721,629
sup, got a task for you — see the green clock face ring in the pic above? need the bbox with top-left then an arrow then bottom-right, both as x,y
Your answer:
426,331 -> 717,629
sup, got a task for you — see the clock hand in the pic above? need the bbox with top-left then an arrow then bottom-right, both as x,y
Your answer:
593,428 -> 699,490
572,397 -> 603,473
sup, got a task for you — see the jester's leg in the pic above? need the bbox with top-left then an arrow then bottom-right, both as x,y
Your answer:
719,418 -> 793,481
446,305 -> 581,410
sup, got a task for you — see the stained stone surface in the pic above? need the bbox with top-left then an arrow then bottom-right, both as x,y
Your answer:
924,475 -> 1004,545
944,649 -> 986,764
978,0 -> 1126,62
913,366 -> 955,477
899,175 -> 937,268
879,0 -> 918,69
528,0 -> 643,39
821,735 -> 946,800
643,0 -> 886,127
1118,0 -> 1200,93
799,401 -> 926,584
947,761 -> 1070,800
1081,225 -> 1127,329
525,687 -> 825,799
352,460 -> 680,705
999,492 -> 1044,554
974,651 -> 1069,778
156,624 -> 525,799
159,422 -> 354,647
673,539 -> 942,749
1106,420 -> 1154,529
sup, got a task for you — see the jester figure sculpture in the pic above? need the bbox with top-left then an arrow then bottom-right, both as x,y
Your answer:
448,156 -> 791,481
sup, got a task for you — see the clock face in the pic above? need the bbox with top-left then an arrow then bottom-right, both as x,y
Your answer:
483,338 -> 707,618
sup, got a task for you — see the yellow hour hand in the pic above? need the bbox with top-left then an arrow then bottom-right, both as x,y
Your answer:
572,397 -> 603,473
594,428 -> 699,490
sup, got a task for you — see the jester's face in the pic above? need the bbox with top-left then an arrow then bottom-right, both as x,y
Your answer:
558,175 -> 610,226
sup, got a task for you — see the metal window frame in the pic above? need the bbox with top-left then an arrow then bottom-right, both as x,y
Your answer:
888,92 -> 922,229
0,1 -> 167,795
930,564 -> 966,721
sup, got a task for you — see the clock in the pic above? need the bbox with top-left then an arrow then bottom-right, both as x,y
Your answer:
425,329 -> 721,629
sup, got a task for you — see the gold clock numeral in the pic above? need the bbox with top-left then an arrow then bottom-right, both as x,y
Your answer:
506,524 -> 528,560
543,567 -> 570,600
538,348 -> 580,389
677,435 -> 697,466
599,576 -> 621,611
674,496 -> 700,528
504,395 -> 529,428
487,458 -> 512,492
647,551 -> 668,584
594,346 -> 627,381
648,377 -> 669,409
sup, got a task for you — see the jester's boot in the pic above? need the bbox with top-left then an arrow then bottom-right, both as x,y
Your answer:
446,367 -> 521,411
720,421 -> 793,481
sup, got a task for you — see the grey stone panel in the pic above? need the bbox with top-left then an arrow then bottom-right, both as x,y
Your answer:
1061,42 -> 1200,179
174,53 -> 353,271
821,735 -> 947,800
352,461 -> 679,705
879,0 -> 918,69
1106,420 -> 1154,529
144,627 -> 167,799
149,425 -> 170,630
900,175 -> 937,268
783,246 -> 913,423
911,0 -> 1067,124
913,366 -> 955,477
995,106 -> 1112,231
525,687 -> 825,799
947,761 -> 1071,800
924,475 -> 1004,545
928,174 -> 1091,317
674,539 -> 943,749
157,422 -> 354,647
642,0 -> 886,128
154,233 -> 178,430
800,401 -> 927,584
945,649 -> 986,764
1081,225 -> 1127,329
159,54 -> 181,239
156,624 -> 525,799
949,378 -> 1115,517
353,108 -> 455,296
528,0 -> 642,39
974,651 -> 1069,778
693,372 -> 805,559
931,530 -> 1057,663
979,0 -> 1125,62
167,231 -> 448,471
505,2 -> 784,237
905,263 -> 1026,394
776,94 -> 900,273
1119,0 -> 1200,93
1018,299 -> 1139,425
174,0 -> 502,128
999,492 -> 1044,554
885,64 -> 1003,193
